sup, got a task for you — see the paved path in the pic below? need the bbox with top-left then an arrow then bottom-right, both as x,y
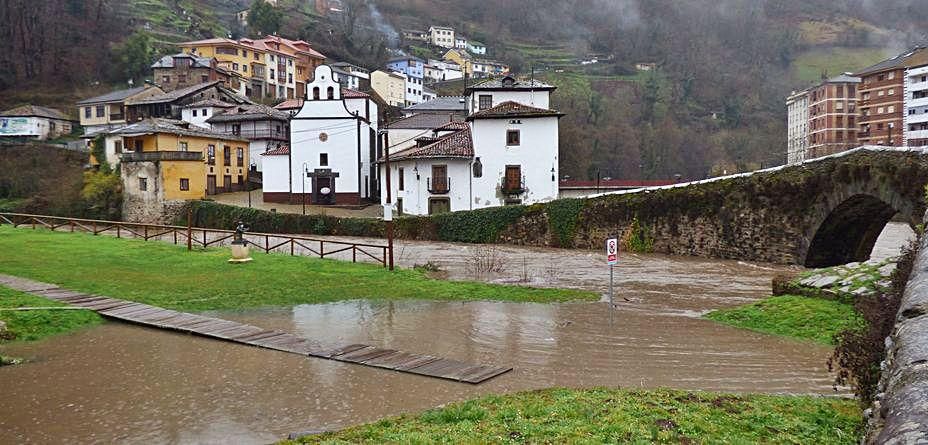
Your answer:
0,274 -> 511,384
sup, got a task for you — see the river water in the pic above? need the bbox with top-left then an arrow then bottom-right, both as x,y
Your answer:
0,223 -> 914,444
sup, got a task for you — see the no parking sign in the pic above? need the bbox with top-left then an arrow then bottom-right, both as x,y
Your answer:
606,238 -> 618,265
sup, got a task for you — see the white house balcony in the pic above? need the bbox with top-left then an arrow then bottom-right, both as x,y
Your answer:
906,129 -> 928,141
907,113 -> 928,125
427,177 -> 450,194
907,80 -> 928,92
909,96 -> 928,108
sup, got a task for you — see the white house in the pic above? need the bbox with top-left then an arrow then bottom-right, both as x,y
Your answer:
429,26 -> 455,49
455,36 -> 468,49
263,65 -> 379,205
0,105 -> 74,140
180,99 -> 235,128
465,76 -> 553,113
205,103 -> 290,171
424,61 -> 463,82
467,41 -> 487,55
381,75 -> 562,215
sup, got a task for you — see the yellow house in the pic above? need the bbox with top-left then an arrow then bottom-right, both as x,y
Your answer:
76,86 -> 163,135
370,70 -> 406,107
110,118 -> 250,200
443,49 -> 473,75
178,38 -> 258,97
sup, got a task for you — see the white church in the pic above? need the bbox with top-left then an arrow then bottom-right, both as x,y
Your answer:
381,75 -> 562,215
262,65 -> 379,205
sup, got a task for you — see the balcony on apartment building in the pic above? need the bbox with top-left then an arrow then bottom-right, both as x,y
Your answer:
909,92 -> 928,109
119,151 -> 204,162
907,110 -> 928,125
906,129 -> 928,141
427,177 -> 450,194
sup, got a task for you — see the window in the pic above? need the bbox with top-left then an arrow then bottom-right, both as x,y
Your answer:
835,101 -> 843,111
313,87 -> 320,100
320,153 -> 328,166
879,90 -> 885,97
232,63 -> 239,71
179,141 -> 188,151
202,109 -> 208,116
84,107 -> 91,118
506,130 -> 521,146
242,50 -> 248,58
243,65 -> 247,73
223,146 -> 231,165
327,86 -> 334,99
398,167 -> 405,191
139,178 -> 148,191
288,73 -> 293,83
232,124 -> 241,135
504,165 -> 522,192
863,92 -> 870,100
179,178 -> 189,191
178,74 -> 187,83
270,69 -> 275,78
478,94 -> 492,110
201,75 -> 208,83
236,147 -> 244,165
96,106 -> 105,118
134,140 -> 143,151
192,109 -> 198,117
207,144 -> 216,165
114,140 -> 123,153
878,107 -> 884,114
888,72 -> 895,80
888,105 -> 895,113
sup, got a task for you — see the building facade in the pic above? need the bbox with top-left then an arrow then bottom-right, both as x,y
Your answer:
151,53 -> 232,93
76,86 -> 164,135
786,89 -> 809,165
205,104 -> 290,171
807,75 -> 860,158
263,65 -> 379,205
905,64 -> 928,146
0,106 -> 74,140
856,54 -> 911,147
386,57 -> 425,105
429,26 -> 455,48
370,70 -> 407,107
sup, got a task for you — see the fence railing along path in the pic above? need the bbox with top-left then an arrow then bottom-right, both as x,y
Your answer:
0,274 -> 512,384
0,213 -> 389,266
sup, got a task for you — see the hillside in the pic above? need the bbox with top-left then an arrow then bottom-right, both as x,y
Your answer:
1,0 -> 927,180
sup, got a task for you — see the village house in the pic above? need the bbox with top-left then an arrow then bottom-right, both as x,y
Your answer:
380,75 -> 562,216
443,49 -> 473,76
370,70 -> 407,107
76,86 -> 164,136
471,59 -> 511,78
124,81 -> 250,122
455,36 -> 468,50
386,56 -> 425,105
151,53 -> 232,92
467,41 -> 487,55
205,104 -> 290,171
423,87 -> 437,102
274,98 -> 304,116
262,65 -> 379,205
402,96 -> 467,118
429,26 -> 456,49
180,99 -> 236,128
401,29 -> 428,43
385,113 -> 464,153
0,105 -> 75,140
105,118 -> 250,221
424,60 -> 463,82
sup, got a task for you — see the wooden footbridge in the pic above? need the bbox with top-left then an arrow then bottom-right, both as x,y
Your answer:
0,274 -> 511,384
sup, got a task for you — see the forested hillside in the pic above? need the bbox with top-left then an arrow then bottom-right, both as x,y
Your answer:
1,0 -> 927,179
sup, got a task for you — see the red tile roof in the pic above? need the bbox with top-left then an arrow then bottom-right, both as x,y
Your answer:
383,128 -> 473,162
261,145 -> 290,156
342,89 -> 370,98
435,121 -> 469,132
467,101 -> 563,120
274,99 -> 304,110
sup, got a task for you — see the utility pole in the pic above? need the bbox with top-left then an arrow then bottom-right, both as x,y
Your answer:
383,130 -> 394,271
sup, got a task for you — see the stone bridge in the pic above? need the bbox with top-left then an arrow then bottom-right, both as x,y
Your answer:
498,147 -> 928,267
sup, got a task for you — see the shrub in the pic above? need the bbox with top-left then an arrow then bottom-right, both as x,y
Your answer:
546,198 -> 584,247
622,216 -> 654,253
80,170 -> 122,220
432,205 -> 526,243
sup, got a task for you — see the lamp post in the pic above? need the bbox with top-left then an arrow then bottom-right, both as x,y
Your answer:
301,162 -> 309,215
384,202 -> 394,271
248,162 -> 255,208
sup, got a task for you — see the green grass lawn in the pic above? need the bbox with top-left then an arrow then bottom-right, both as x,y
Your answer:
791,47 -> 889,85
0,226 -> 596,314
283,387 -> 861,444
705,295 -> 865,345
0,286 -> 103,343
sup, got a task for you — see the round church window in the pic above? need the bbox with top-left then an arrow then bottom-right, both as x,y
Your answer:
319,132 -> 329,142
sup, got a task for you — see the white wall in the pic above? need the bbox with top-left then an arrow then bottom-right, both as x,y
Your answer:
261,154 -> 289,193
470,116 -> 559,208
386,128 -> 428,152
181,106 -> 219,128
380,158 -> 471,215
467,90 -> 551,113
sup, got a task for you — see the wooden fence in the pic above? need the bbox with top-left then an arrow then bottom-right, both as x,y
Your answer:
0,213 -> 389,267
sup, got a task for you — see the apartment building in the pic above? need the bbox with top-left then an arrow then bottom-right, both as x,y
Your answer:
786,89 -> 809,165
904,64 -> 928,146
807,74 -> 860,158
429,26 -> 455,48
854,52 -> 918,146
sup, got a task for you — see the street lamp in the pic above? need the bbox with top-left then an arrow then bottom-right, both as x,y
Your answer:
301,162 -> 309,215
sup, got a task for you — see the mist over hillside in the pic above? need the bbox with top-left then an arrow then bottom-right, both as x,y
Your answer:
1,0 -> 926,179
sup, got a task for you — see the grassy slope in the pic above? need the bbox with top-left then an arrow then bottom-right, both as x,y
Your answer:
791,47 -> 889,85
285,387 -> 860,444
0,226 -> 596,313
0,286 -> 102,343
705,295 -> 865,345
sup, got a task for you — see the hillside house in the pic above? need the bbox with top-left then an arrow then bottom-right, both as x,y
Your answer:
262,65 -> 379,205
402,96 -> 467,118
151,53 -> 232,92
380,75 -> 562,215
385,113 -> 464,153
206,104 -> 290,172
124,81 -> 250,122
467,41 -> 487,55
77,86 -> 164,136
371,70 -> 407,107
455,36 -> 468,49
429,26 -> 456,49
180,99 -> 236,128
386,57 -> 425,105
0,106 -> 75,140
425,60 -> 463,82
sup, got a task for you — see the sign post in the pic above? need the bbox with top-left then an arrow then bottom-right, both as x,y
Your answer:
606,238 -> 618,307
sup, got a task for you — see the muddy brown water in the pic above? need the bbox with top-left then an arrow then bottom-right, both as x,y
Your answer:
0,223 -> 915,444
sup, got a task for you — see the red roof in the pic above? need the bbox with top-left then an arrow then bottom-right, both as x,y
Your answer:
342,89 -> 370,98
261,145 -> 290,156
435,121 -> 469,132
274,99 -> 304,110
384,128 -> 473,162
558,179 -> 678,188
467,101 -> 563,120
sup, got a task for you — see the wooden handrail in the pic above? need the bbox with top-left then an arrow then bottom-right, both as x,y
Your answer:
0,212 -> 390,266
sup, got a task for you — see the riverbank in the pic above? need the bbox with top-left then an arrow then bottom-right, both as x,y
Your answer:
706,295 -> 864,345
0,226 -> 595,316
283,387 -> 861,444
0,286 -> 102,343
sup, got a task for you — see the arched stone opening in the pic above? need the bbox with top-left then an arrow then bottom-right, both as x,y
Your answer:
805,194 -> 898,268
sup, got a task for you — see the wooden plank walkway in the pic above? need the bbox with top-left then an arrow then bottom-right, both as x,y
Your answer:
0,274 -> 511,384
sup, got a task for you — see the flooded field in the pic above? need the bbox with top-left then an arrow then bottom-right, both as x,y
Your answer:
0,223 -> 914,444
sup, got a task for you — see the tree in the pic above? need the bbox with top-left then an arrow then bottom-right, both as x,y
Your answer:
115,31 -> 154,85
248,0 -> 282,37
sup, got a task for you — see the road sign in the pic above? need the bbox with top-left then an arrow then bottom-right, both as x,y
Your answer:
606,238 -> 618,265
